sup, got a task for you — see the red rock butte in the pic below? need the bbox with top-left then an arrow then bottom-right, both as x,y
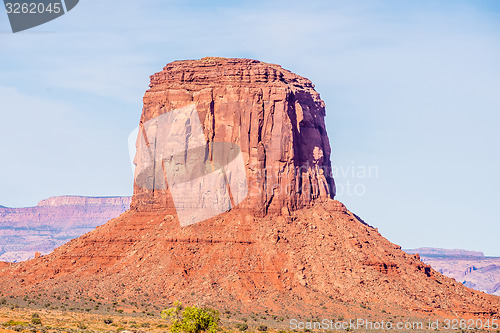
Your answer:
0,58 -> 498,319
132,57 -> 335,216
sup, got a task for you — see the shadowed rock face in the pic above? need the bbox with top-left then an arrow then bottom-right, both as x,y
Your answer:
131,58 -> 335,216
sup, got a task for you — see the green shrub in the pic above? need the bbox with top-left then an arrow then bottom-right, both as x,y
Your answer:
3,320 -> 28,327
257,324 -> 268,331
104,318 -> 113,324
161,301 -> 219,333
31,317 -> 42,325
235,323 -> 248,331
31,318 -> 42,325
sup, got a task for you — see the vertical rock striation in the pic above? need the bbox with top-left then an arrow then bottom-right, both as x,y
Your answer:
131,58 -> 335,216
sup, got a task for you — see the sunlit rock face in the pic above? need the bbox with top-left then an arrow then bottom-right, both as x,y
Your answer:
131,58 -> 335,217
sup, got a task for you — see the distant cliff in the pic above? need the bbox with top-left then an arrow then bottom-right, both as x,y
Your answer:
0,196 -> 131,262
406,248 -> 500,296
406,247 -> 485,258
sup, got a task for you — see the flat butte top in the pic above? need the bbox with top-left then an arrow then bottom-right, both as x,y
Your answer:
148,57 -> 316,89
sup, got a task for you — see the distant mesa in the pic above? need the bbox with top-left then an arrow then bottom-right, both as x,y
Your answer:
0,196 -> 130,262
406,248 -> 500,297
406,247 -> 485,258
37,195 -> 131,207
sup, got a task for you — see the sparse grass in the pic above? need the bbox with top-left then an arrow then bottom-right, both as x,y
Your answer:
0,306 -> 173,333
0,299 -> 481,333
2,320 -> 28,326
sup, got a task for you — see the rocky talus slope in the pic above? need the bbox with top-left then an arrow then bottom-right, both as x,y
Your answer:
0,58 -> 498,319
0,201 -> 498,317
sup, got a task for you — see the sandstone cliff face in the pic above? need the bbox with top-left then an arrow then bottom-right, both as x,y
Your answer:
131,58 -> 335,216
0,196 -> 130,262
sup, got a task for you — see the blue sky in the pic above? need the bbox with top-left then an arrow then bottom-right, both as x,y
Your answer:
0,0 -> 499,255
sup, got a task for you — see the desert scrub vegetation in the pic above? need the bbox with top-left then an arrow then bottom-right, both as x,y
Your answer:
234,322 -> 248,331
103,318 -> 113,324
31,313 -> 42,325
161,301 -> 220,333
2,320 -> 29,327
